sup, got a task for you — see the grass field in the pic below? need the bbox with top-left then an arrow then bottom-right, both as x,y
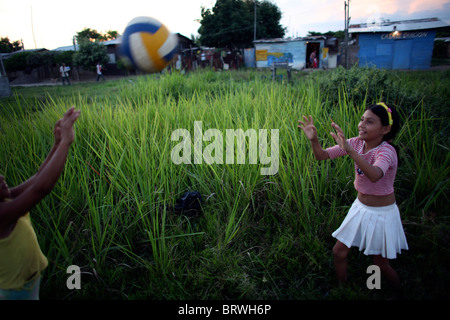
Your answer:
0,67 -> 449,300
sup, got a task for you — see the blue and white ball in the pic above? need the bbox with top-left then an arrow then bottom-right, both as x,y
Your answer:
119,16 -> 179,73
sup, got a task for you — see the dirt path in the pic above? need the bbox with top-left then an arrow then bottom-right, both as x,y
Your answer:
9,75 -> 129,87
9,65 -> 450,88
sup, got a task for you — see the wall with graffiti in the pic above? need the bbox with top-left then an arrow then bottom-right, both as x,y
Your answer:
254,38 -> 328,70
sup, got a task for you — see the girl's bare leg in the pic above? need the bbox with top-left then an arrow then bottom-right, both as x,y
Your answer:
373,255 -> 402,299
333,240 -> 351,285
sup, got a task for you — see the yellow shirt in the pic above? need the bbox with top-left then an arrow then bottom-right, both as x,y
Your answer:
0,212 -> 48,290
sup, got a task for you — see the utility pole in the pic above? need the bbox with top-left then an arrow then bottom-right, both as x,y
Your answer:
344,1 -> 350,69
253,0 -> 257,68
254,0 -> 257,41
31,6 -> 37,49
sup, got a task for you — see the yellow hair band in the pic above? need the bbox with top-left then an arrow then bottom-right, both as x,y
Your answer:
377,102 -> 393,126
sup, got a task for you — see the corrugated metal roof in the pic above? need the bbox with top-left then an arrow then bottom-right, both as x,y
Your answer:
52,45 -> 78,51
103,38 -> 121,46
254,36 -> 327,43
52,39 -> 120,51
349,17 -> 448,33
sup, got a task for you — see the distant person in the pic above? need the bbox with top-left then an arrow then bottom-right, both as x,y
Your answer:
96,62 -> 105,82
59,63 -> 70,85
0,107 -> 81,300
309,50 -> 316,68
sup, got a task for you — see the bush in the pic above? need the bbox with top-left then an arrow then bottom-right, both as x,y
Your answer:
4,51 -> 32,72
54,50 -> 75,65
312,65 -> 450,119
4,50 -> 76,73
313,65 -> 394,105
26,51 -> 59,69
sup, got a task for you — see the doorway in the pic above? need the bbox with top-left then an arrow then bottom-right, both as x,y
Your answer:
306,42 -> 320,68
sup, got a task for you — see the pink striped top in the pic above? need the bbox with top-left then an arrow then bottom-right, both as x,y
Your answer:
325,137 -> 397,196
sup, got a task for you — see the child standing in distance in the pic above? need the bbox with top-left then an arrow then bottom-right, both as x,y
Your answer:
298,103 -> 408,298
96,62 -> 105,82
0,107 -> 80,300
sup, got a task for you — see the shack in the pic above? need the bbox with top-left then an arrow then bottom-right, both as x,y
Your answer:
349,17 -> 449,70
253,36 -> 338,70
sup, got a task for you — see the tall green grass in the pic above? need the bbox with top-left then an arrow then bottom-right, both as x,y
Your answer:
0,69 -> 448,299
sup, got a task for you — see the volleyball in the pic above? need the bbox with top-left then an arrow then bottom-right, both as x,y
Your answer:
119,16 -> 179,73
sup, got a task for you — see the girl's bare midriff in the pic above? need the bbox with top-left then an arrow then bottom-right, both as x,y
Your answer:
358,192 -> 396,207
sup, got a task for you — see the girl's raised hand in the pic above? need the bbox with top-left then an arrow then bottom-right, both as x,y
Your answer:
330,121 -> 351,152
298,115 -> 318,141
58,107 -> 81,145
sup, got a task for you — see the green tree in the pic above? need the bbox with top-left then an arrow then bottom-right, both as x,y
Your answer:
307,30 -> 345,41
104,30 -> 119,40
198,0 -> 285,48
76,28 -> 102,44
76,28 -> 119,44
73,27 -> 115,71
73,42 -> 109,71
0,37 -> 23,53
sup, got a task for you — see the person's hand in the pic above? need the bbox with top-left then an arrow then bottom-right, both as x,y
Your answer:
53,119 -> 62,145
330,122 -> 352,152
298,115 -> 318,141
58,107 -> 81,145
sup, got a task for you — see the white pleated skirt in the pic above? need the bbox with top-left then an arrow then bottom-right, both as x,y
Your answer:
332,198 -> 408,259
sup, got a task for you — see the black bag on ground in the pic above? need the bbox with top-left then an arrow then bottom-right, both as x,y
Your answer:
174,191 -> 202,216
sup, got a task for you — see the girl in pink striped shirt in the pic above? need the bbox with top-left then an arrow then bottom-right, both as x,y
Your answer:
298,103 -> 408,298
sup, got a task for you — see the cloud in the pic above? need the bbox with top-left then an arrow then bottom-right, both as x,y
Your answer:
406,0 -> 449,14
345,0 -> 450,25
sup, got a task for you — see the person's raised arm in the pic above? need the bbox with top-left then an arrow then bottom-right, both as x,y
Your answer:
298,115 -> 330,161
0,107 -> 80,227
330,122 -> 383,182
9,119 -> 63,198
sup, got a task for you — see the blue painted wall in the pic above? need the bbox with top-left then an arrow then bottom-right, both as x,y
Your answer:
357,30 -> 436,69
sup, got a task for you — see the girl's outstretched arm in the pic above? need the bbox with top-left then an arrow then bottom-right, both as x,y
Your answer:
298,115 -> 329,161
9,120 -> 63,198
0,107 -> 80,229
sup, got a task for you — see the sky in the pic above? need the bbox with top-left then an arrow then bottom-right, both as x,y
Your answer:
1,0 -> 449,50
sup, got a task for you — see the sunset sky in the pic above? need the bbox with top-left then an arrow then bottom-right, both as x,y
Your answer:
1,0 -> 449,50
